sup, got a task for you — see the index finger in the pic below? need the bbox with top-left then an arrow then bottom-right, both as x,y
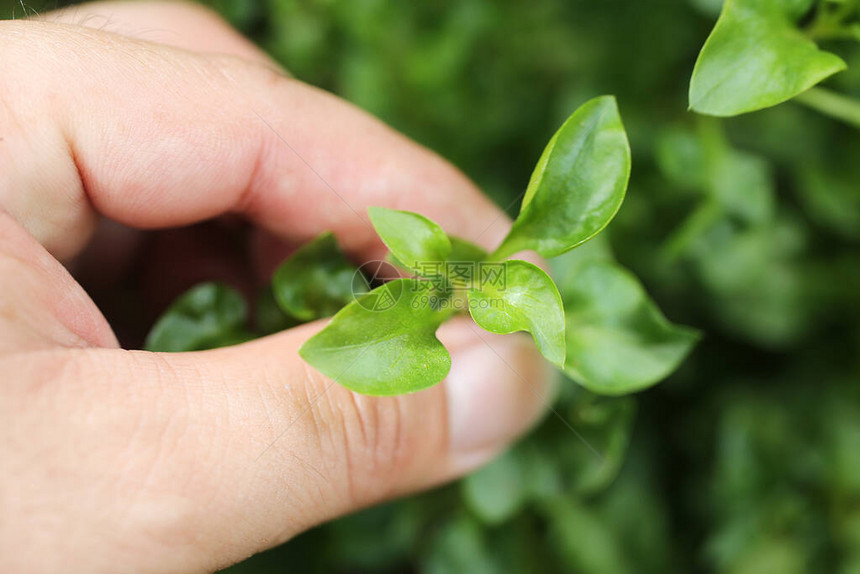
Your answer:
0,19 -> 510,262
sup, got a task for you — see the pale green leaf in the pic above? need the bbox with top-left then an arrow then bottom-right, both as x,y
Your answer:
299,279 -> 451,395
493,96 -> 631,259
368,207 -> 452,269
468,260 -> 565,367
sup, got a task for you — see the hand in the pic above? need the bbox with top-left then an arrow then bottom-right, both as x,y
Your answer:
0,3 -> 555,572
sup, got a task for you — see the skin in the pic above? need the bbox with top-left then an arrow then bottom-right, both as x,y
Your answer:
0,3 -> 555,572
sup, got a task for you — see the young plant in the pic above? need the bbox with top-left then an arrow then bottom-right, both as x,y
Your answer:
690,0 -> 860,127
146,96 -> 698,397
296,96 -> 697,396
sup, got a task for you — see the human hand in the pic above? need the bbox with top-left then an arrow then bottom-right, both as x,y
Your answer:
0,3 -> 554,572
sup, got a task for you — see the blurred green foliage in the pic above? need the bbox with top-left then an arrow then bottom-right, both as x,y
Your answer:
4,0 -> 860,571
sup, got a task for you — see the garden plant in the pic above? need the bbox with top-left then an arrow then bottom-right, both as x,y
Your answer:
147,96 -> 698,398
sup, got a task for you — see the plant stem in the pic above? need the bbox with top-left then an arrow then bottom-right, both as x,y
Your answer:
808,24 -> 860,40
805,0 -> 860,41
795,87 -> 860,129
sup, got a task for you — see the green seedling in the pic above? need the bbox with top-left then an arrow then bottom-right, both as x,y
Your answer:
147,96 -> 697,396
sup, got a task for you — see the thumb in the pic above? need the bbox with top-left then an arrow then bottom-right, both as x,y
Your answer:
3,317 -> 555,573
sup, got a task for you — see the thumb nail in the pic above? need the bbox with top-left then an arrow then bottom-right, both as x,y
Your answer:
440,318 -> 558,471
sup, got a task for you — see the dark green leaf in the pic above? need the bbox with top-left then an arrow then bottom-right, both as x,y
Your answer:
145,283 -> 249,352
662,121 -> 774,224
422,516 -> 497,574
689,0 -> 846,116
688,217 -> 810,347
255,286 -> 299,335
323,502 -> 424,570
272,232 -> 367,321
299,279 -> 451,395
561,393 -> 637,495
710,147 -> 774,225
563,261 -> 699,395
493,96 -> 631,259
545,498 -> 632,574
655,127 -> 707,190
797,164 -> 860,240
468,260 -> 566,367
461,449 -> 527,525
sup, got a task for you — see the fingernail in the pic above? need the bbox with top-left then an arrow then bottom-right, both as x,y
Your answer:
441,319 -> 558,470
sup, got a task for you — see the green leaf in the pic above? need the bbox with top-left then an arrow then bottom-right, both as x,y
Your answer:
436,237 -> 489,294
387,235 -> 488,291
493,96 -> 631,259
560,392 -> 636,495
655,127 -> 707,190
544,497 -> 632,574
797,164 -> 860,240
657,122 -> 774,225
660,122 -> 776,258
689,0 -> 846,116
422,516 -> 498,574
709,146 -> 775,225
699,120 -> 776,225
299,279 -> 451,395
255,286 -> 299,335
272,232 -> 368,321
448,236 -> 488,263
461,449 -> 528,525
563,261 -> 699,395
518,387 -> 636,501
549,233 -> 614,289
468,260 -> 565,367
324,502 -> 424,570
687,217 -> 810,348
145,282 -> 250,352
368,207 -> 452,270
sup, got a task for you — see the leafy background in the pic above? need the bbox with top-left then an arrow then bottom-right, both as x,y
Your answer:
3,0 -> 860,572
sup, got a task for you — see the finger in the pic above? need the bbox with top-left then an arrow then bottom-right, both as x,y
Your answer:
40,0 -> 284,283
0,211 -> 118,352
1,319 -> 556,573
0,19 -> 510,265
39,1 -> 278,67
0,17 -> 551,574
